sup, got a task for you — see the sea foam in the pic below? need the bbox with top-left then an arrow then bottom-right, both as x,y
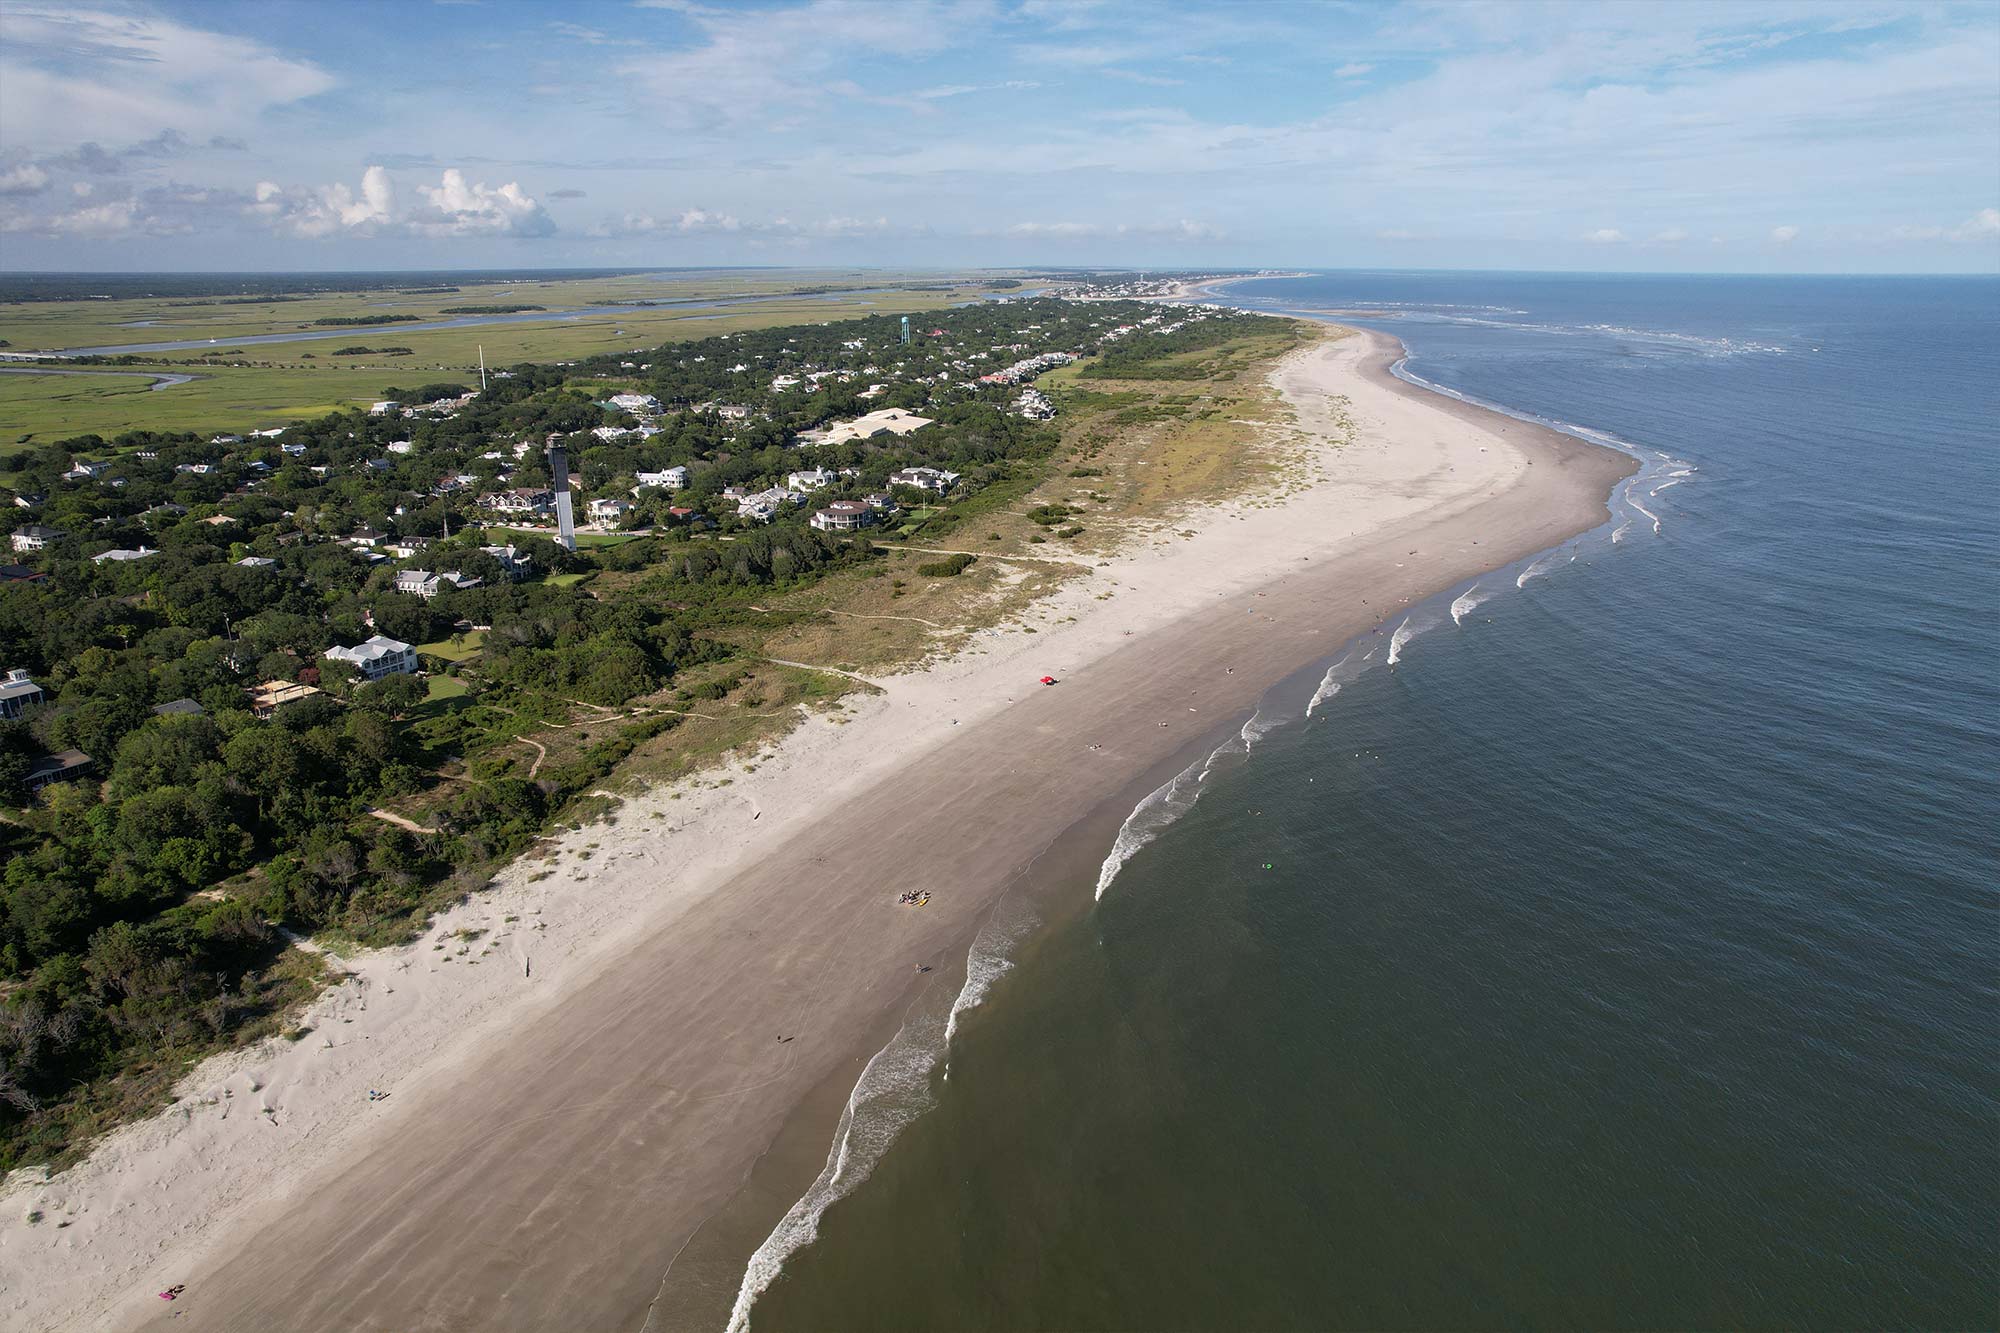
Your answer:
1450,583 -> 1491,625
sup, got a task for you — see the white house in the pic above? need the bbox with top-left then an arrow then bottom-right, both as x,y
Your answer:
0,668 -> 44,719
786,468 -> 836,491
386,440 -> 415,455
394,569 -> 481,599
888,466 -> 961,494
608,393 -> 660,414
588,497 -> 634,523
91,546 -> 157,563
64,460 -> 110,482
324,634 -> 417,680
236,555 -> 276,569
633,466 -> 688,493
371,401 -> 401,415
10,525 -> 65,553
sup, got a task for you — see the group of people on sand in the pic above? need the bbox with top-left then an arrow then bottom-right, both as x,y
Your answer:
897,890 -> 931,907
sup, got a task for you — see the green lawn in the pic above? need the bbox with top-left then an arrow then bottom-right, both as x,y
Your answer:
417,630 -> 485,662
544,572 -> 592,587
424,674 -> 470,702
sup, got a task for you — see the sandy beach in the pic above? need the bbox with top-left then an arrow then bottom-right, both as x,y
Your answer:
0,327 -> 1634,1332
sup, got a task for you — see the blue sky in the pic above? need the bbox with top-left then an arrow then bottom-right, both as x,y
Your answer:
1,0 -> 1996,273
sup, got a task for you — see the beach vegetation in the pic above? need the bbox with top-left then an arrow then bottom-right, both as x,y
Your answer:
915,553 -> 977,577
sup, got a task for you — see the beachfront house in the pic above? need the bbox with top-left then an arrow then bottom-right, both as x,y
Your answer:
323,635 -> 417,681
809,500 -> 877,532
888,466 -> 961,494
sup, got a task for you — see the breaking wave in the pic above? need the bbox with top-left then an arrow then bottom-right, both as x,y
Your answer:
1093,754 -> 1211,901
1451,583 -> 1492,625
725,996 -> 949,1332
1517,548 -> 1569,588
1386,618 -> 1414,665
1093,704 -> 1290,902
944,896 -> 1038,1077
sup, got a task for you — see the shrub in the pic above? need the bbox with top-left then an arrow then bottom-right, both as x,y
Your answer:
915,553 -> 976,577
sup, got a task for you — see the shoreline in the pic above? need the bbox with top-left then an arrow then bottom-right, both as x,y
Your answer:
3,325 -> 1635,1333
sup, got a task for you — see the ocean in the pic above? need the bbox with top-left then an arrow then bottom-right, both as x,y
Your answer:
738,272 -> 2000,1329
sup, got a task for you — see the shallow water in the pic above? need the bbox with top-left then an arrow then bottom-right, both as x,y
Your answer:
743,273 -> 2000,1329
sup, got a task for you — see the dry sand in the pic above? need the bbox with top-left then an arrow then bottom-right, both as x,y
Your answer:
0,328 -> 1633,1332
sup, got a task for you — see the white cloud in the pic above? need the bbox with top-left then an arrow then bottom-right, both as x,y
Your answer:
1335,62 -> 1374,78
1959,207 -> 2000,240
0,163 -> 51,196
0,6 -> 335,149
249,167 -> 552,239
1005,218 -> 1224,242
1771,224 -> 1800,244
616,0 -> 969,129
913,80 -> 1041,100
1892,207 -> 2000,242
1586,228 -> 1626,244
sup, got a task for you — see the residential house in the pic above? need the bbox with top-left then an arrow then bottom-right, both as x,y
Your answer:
810,500 -> 877,532
786,468 -> 836,491
482,488 -> 555,515
371,401 -> 401,415
633,466 -> 688,493
395,569 -> 482,600
863,492 -> 899,513
236,555 -> 276,568
347,529 -> 386,548
24,749 -> 91,793
91,547 -> 156,563
588,497 -> 634,523
386,440 -> 415,455
323,635 -> 417,681
480,544 -> 534,579
10,525 -> 65,553
735,487 -> 805,522
63,460 -> 110,482
151,698 -> 205,718
0,564 -> 46,584
12,493 -> 46,509
888,466 -> 961,494
0,668 -> 45,719
609,393 -> 660,414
